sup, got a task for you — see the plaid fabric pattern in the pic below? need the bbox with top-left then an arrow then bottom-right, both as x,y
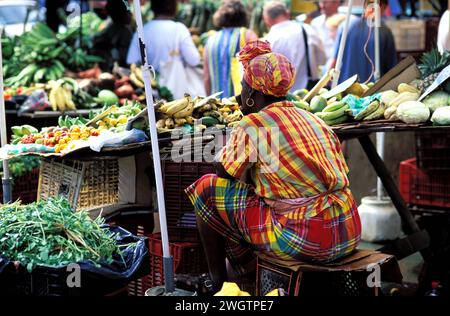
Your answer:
239,40 -> 295,97
185,174 -> 361,273
186,101 -> 361,270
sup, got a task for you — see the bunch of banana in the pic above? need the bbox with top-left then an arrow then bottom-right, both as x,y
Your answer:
353,100 -> 385,121
224,109 -> 243,125
156,94 -> 195,129
48,80 -> 77,112
315,102 -> 350,125
130,64 -> 145,88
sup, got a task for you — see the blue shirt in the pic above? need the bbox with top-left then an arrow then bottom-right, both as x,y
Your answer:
333,16 -> 397,84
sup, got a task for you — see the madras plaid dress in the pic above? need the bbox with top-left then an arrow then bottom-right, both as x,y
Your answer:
185,101 -> 361,274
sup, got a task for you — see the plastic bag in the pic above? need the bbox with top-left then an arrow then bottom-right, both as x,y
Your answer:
18,90 -> 51,115
0,226 -> 150,296
89,129 -> 149,152
343,93 -> 382,117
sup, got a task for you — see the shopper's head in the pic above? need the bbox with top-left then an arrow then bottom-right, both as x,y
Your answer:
364,0 -> 388,18
263,1 -> 290,29
106,0 -> 131,24
213,0 -> 248,28
318,0 -> 341,17
151,0 -> 177,18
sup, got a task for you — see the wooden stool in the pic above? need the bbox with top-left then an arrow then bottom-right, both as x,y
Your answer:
256,249 -> 403,296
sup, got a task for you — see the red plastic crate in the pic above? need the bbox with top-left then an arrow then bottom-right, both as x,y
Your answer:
399,158 -> 450,209
144,233 -> 208,290
415,131 -> 450,171
0,168 -> 40,204
162,161 -> 215,242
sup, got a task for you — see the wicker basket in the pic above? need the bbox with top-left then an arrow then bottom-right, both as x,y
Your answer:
37,158 -> 119,211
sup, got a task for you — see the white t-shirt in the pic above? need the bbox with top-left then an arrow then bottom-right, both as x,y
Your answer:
438,10 -> 450,54
265,20 -> 326,91
126,20 -> 201,71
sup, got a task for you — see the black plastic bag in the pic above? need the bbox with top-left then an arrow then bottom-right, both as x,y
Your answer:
0,225 -> 150,296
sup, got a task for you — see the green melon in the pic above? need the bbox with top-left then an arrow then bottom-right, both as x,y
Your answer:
310,95 -> 328,113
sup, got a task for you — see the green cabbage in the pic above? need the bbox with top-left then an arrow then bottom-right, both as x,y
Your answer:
431,106 -> 450,126
396,101 -> 430,124
422,91 -> 450,113
95,90 -> 119,106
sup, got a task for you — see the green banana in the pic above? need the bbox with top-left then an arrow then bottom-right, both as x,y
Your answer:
315,104 -> 349,121
33,68 -> 46,83
324,115 -> 349,126
363,102 -> 386,121
322,101 -> 346,113
354,100 -> 380,121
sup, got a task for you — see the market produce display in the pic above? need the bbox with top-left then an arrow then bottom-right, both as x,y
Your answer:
155,94 -> 242,132
3,23 -> 102,87
0,197 -> 127,272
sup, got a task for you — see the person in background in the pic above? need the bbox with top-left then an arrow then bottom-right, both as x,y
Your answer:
311,0 -> 343,65
263,1 -> 326,91
126,0 -> 200,71
91,0 -> 133,71
186,40 -> 361,292
329,0 -> 397,84
45,0 -> 69,32
437,8 -> 450,54
204,0 -> 258,97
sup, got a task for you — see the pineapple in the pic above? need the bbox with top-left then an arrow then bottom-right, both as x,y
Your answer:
417,49 -> 450,92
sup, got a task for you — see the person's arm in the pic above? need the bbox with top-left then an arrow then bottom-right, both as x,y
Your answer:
328,24 -> 343,71
126,32 -> 140,65
179,24 -> 201,67
203,43 -> 211,95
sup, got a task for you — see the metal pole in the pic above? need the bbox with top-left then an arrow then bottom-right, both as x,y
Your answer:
332,0 -> 355,88
0,29 -> 12,203
374,0 -> 384,200
132,0 -> 174,293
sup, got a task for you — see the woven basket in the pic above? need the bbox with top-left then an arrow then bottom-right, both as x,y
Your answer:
37,158 -> 119,211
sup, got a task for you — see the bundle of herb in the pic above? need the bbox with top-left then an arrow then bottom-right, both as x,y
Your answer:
0,197 -> 125,272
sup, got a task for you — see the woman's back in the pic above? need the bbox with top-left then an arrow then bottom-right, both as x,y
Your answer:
205,27 -> 244,97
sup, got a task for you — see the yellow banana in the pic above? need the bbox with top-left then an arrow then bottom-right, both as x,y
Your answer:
62,87 -> 76,110
166,97 -> 190,116
49,86 -> 58,111
173,101 -> 194,118
54,86 -> 67,112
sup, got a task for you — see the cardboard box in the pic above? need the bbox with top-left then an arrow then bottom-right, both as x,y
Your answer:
362,55 -> 421,96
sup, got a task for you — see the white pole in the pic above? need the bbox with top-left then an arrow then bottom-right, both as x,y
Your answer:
0,29 -> 13,203
132,0 -> 174,293
374,0 -> 384,200
332,0 -> 355,88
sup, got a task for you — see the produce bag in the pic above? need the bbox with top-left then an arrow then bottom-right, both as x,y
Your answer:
0,225 -> 150,296
18,89 -> 51,115
343,93 -> 382,117
89,129 -> 149,152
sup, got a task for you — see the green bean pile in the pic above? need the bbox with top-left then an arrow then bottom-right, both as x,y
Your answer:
0,197 -> 123,272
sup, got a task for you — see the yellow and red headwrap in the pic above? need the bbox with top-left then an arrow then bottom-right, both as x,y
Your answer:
238,40 -> 296,97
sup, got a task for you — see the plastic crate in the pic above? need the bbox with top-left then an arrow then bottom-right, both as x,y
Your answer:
162,161 -> 215,242
37,158 -> 119,211
0,168 -> 40,204
415,131 -> 450,171
399,158 -> 450,209
106,211 -> 154,296
144,233 -> 208,290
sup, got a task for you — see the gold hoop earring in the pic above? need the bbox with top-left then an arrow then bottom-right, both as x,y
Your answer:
246,98 -> 255,107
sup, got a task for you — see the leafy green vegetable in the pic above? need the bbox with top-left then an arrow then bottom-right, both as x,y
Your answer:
0,156 -> 41,178
0,197 -> 129,272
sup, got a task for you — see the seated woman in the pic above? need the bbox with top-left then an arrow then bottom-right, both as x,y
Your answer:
186,40 -> 361,292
